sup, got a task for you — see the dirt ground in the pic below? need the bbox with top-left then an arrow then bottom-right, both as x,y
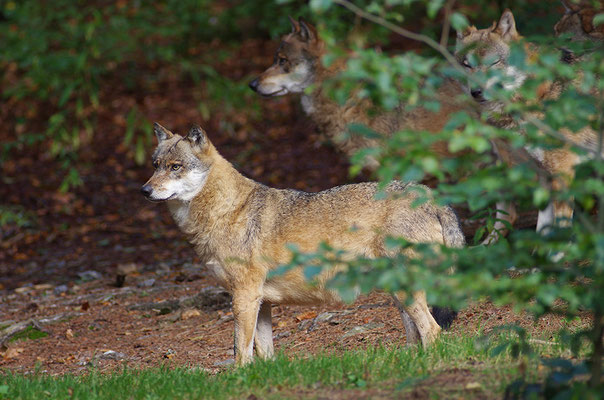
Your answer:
0,34 -> 585,392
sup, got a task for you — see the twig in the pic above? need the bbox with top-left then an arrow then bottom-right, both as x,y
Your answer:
440,0 -> 456,48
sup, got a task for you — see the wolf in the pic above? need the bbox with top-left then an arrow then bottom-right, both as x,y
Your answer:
141,123 -> 465,365
456,9 -> 601,239
248,17 -> 478,170
555,0 -> 604,43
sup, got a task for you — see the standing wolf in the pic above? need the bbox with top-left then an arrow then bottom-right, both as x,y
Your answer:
249,17 -> 478,169
141,123 -> 465,365
456,9 -> 602,238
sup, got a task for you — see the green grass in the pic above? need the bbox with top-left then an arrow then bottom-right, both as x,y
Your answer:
0,333 -> 572,400
8,327 -> 48,343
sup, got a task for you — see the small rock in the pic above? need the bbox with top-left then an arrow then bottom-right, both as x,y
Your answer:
273,331 -> 290,340
166,311 -> 182,322
341,322 -> 385,339
78,271 -> 102,282
53,285 -> 68,296
213,358 -> 234,367
137,278 -> 156,288
297,319 -> 312,331
97,350 -> 127,361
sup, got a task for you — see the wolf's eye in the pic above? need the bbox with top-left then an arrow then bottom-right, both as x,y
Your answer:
490,59 -> 502,67
278,57 -> 288,66
171,164 -> 182,171
461,57 -> 472,69
152,161 -> 159,169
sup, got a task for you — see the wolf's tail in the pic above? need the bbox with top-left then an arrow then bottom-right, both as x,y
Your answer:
432,205 -> 465,329
438,206 -> 466,248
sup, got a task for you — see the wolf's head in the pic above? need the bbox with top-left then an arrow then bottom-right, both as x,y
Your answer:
249,17 -> 323,97
455,9 -> 526,105
141,123 -> 213,202
554,0 -> 604,42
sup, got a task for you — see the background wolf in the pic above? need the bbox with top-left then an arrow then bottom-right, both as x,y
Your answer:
249,17 -> 479,170
141,123 -> 465,365
456,9 -> 602,240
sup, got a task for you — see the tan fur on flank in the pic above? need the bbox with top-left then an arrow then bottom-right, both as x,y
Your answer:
142,123 -> 465,365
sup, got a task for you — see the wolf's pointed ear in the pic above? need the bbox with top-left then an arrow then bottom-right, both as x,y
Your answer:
154,123 -> 173,142
186,125 -> 208,148
288,15 -> 300,34
455,25 -> 476,49
495,9 -> 519,41
298,17 -> 317,42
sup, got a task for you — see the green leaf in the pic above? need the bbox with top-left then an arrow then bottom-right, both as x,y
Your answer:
427,0 -> 445,19
309,0 -> 333,12
450,12 -> 469,31
593,13 -> 604,27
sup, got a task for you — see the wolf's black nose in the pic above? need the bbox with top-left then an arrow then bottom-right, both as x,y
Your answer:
140,184 -> 153,197
470,88 -> 483,99
248,78 -> 259,92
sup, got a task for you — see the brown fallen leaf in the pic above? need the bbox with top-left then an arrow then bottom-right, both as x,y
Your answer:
3,347 -> 24,359
65,328 -> 74,339
295,311 -> 317,322
181,309 -> 201,320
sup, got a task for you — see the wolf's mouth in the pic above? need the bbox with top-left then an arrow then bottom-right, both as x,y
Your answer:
259,88 -> 288,97
146,193 -> 177,202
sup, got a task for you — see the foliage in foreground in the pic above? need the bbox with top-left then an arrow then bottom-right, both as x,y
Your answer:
278,0 -> 604,397
0,332 -> 579,400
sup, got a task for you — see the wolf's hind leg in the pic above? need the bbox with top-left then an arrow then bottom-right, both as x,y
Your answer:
254,302 -> 274,359
481,201 -> 517,245
399,291 -> 441,347
392,294 -> 420,345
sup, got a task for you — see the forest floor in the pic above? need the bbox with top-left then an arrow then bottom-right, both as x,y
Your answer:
0,35 -> 588,398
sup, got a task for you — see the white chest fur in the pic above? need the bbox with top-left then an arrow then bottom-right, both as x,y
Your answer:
301,94 -> 315,115
167,200 -> 191,230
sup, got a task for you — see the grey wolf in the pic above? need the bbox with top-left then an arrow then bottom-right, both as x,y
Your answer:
141,123 -> 465,365
248,17 -> 478,170
456,9 -> 601,240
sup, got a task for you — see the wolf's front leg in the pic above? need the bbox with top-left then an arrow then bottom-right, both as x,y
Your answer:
254,301 -> 274,359
232,290 -> 262,366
